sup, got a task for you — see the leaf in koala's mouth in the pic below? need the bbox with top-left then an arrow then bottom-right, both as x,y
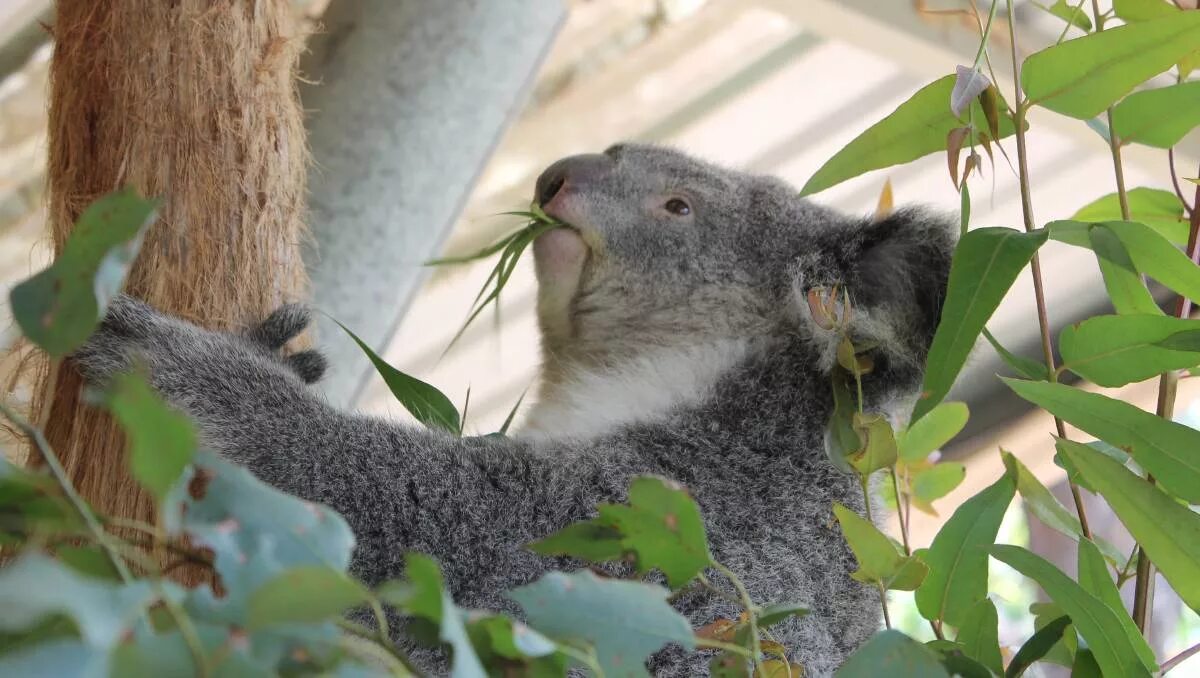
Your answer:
425,204 -> 565,353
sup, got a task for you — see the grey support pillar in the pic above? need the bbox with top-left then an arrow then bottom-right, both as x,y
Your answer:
301,0 -> 565,406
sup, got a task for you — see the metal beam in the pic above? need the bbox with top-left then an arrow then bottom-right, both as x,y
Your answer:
300,0 -> 566,406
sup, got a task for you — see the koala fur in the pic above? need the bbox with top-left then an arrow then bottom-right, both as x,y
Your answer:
74,144 -> 955,676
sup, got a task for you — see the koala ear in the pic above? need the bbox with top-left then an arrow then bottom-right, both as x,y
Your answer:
796,208 -> 956,375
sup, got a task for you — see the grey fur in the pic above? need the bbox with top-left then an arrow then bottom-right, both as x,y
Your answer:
73,144 -> 955,676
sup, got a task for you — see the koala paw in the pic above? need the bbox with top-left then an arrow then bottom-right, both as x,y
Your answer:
245,304 -> 327,385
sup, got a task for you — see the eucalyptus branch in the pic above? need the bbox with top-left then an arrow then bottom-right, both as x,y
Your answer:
1160,641 -> 1200,675
890,469 -> 912,556
1005,0 -> 1093,540
712,561 -> 764,672
1168,149 -> 1195,217
0,400 -> 133,582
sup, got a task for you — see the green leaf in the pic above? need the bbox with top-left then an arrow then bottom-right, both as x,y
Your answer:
836,630 -> 950,678
0,640 -> 110,678
1076,539 -> 1157,672
332,318 -> 460,434
899,402 -> 969,462
1105,220 -> 1200,301
1057,439 -> 1200,614
954,599 -> 1003,676
849,412 -> 898,475
1005,615 -> 1071,678
1088,226 -> 1163,315
466,615 -> 566,675
247,566 -> 369,630
990,545 -> 1153,677
0,554 -> 156,648
1054,440 -> 1134,493
1036,0 -> 1092,31
1059,314 -> 1200,386
529,476 -> 713,589
1004,379 -> 1200,502
833,502 -> 929,591
55,546 -> 122,582
758,602 -> 810,628
510,570 -> 694,678
982,328 -> 1047,381
825,370 -> 858,474
800,75 -> 1016,196
380,554 -> 488,677
1021,13 -> 1200,119
913,228 -> 1048,421
9,188 -> 157,357
1072,649 -> 1103,678
1111,81 -> 1200,148
101,371 -> 196,501
1002,451 -> 1124,564
914,465 -> 1015,626
911,463 -> 966,506
1113,0 -> 1179,22
1069,188 -> 1188,244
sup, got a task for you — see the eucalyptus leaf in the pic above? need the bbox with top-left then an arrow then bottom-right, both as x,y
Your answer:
247,566 -> 369,630
912,228 -> 1048,421
1111,81 -> 1200,148
990,545 -> 1153,677
954,599 -> 1003,676
1059,314 -> 1200,386
911,463 -> 966,506
800,75 -> 1016,197
1021,13 -> 1200,119
914,465 -> 1015,626
1106,220 -> 1200,302
1057,439 -> 1200,614
836,630 -> 950,678
1076,539 -> 1157,672
833,502 -> 928,591
899,401 -> 969,462
1113,0 -> 1179,21
1036,0 -> 1092,31
1088,226 -> 1163,316
1069,188 -> 1188,244
1005,379 -> 1200,502
332,319 -> 460,434
849,412 -> 899,475
510,570 -> 694,678
1004,615 -> 1071,678
982,328 -> 1047,381
102,371 -> 196,501
10,188 -> 158,357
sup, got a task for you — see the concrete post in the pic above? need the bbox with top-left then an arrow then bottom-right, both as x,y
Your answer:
301,0 -> 566,406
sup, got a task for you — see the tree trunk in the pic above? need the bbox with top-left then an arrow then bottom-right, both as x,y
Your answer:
28,0 -> 309,531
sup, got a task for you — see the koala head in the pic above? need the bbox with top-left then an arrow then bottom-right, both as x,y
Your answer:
528,143 -> 955,405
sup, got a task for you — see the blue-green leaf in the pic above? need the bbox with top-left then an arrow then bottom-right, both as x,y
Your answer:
247,566 -> 369,630
10,188 -> 157,357
836,630 -> 950,677
101,371 -> 196,501
510,570 -> 694,678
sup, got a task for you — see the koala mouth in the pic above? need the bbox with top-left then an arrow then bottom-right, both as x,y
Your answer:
532,226 -> 589,285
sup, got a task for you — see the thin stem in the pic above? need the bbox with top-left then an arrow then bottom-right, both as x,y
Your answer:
1161,641 -> 1200,675
158,581 -> 211,677
695,637 -> 754,658
890,469 -> 912,555
1005,1 -> 1093,539
697,572 -> 748,607
336,619 -> 423,677
0,401 -> 133,582
878,583 -> 893,629
1168,148 -> 1195,217
712,561 -> 763,671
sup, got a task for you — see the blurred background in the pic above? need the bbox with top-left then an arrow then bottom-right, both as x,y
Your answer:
1,0 -> 1197,670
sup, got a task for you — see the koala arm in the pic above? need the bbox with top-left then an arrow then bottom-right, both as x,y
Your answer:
74,297 -> 632,600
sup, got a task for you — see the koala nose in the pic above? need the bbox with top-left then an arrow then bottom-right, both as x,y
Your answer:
535,153 -> 614,207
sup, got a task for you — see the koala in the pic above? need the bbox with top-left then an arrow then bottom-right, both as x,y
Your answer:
74,143 -> 955,676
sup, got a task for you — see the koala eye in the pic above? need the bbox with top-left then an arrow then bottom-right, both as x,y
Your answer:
664,198 -> 691,216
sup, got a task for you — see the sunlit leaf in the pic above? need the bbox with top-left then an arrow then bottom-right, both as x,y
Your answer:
10,188 -> 157,357
1113,0 -> 1179,22
800,75 -> 1016,196
1021,13 -> 1200,119
1088,226 -> 1163,315
1111,81 -> 1200,148
332,319 -> 460,434
849,413 -> 899,475
912,228 -> 1048,421
1036,0 -> 1092,31
1068,188 -> 1188,244
990,545 -> 1153,677
1059,314 -> 1200,386
833,502 -> 928,591
915,465 -> 1015,626
911,463 -> 966,508
1106,221 -> 1200,302
510,570 -> 694,678
899,402 -> 969,462
1058,439 -> 1200,614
